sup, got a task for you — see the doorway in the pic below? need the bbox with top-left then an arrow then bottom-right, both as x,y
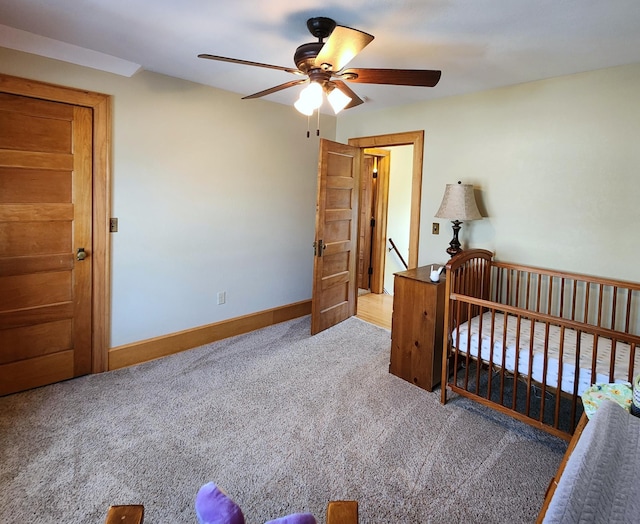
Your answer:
0,74 -> 111,395
358,148 -> 391,295
349,131 -> 424,329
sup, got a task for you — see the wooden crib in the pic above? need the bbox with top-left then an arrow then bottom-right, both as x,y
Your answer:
440,249 -> 640,439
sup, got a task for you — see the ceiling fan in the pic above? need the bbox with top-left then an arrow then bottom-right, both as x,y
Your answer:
198,17 -> 441,114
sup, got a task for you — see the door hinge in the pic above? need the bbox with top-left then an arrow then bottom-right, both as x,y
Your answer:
370,217 -> 376,227
368,266 -> 373,275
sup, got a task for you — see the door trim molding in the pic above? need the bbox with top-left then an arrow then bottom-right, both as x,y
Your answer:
0,73 -> 112,373
348,130 -> 424,269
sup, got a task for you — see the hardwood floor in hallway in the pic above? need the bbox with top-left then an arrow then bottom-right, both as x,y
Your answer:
356,292 -> 393,330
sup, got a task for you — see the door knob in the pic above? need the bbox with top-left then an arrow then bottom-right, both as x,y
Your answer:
76,248 -> 87,261
313,240 -> 326,257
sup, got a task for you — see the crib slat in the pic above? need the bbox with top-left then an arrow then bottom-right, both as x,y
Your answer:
525,318 -> 536,417
584,284 -> 591,326
536,274 -> 543,314
452,300 -> 462,393
474,303 -> 483,396
570,330 -> 581,430
597,283 -> 604,328
539,323 -> 551,426
559,277 -> 566,319
464,301 -> 472,391
571,280 -> 578,322
611,286 -> 618,331
624,289 -> 632,334
512,315 -> 523,411
609,338 -> 618,383
487,309 -> 497,401
499,312 -> 508,406
587,332 -> 596,385
554,326 -> 566,430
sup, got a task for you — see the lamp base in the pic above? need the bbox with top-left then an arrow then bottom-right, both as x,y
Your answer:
446,220 -> 463,257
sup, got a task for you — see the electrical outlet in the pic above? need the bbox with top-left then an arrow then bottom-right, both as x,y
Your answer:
432,222 -> 439,235
110,218 -> 118,233
217,291 -> 226,305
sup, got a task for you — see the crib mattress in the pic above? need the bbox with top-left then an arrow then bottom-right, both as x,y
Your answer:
452,312 -> 639,396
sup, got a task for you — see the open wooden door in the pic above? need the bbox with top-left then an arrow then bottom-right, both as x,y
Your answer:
311,139 -> 361,335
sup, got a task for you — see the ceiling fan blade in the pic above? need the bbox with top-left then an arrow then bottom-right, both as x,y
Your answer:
339,68 -> 442,87
331,80 -> 364,109
314,26 -> 374,72
198,54 -> 301,75
242,79 -> 308,100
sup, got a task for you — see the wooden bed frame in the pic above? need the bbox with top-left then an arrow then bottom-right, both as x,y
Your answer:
440,249 -> 640,439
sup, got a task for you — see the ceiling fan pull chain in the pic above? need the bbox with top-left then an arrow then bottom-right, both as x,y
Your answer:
316,108 -> 320,136
306,113 -> 310,138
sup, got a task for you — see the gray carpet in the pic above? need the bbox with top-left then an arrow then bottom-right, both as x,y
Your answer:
0,316 -> 567,523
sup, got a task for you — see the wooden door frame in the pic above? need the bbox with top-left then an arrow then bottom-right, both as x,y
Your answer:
348,130 -> 424,270
0,73 -> 112,373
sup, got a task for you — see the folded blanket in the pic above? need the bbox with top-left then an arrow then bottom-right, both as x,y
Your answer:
543,400 -> 640,523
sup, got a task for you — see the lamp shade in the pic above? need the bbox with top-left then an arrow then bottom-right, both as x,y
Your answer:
435,182 -> 482,221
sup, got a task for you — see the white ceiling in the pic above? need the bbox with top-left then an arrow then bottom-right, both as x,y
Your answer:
2,0 -> 640,114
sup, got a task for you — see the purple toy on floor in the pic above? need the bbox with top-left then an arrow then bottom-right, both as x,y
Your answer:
195,483 -> 245,524
195,482 -> 316,524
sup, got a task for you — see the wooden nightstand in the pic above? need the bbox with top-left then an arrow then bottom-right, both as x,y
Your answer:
389,265 -> 446,392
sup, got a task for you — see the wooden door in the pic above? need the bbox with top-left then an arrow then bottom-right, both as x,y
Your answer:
357,154 -> 374,290
0,92 -> 93,396
311,139 -> 361,335
364,149 -> 390,295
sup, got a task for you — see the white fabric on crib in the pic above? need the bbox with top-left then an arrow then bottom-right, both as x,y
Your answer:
543,400 -> 640,523
453,312 -> 639,396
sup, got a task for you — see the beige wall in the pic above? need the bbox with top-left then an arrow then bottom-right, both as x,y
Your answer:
384,145 -> 413,293
0,47 -> 336,346
3,44 -> 639,348
338,63 -> 640,282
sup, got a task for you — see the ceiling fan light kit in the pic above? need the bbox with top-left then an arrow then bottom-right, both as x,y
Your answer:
327,85 -> 351,113
294,81 -> 352,116
294,81 -> 323,115
198,16 -> 441,122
